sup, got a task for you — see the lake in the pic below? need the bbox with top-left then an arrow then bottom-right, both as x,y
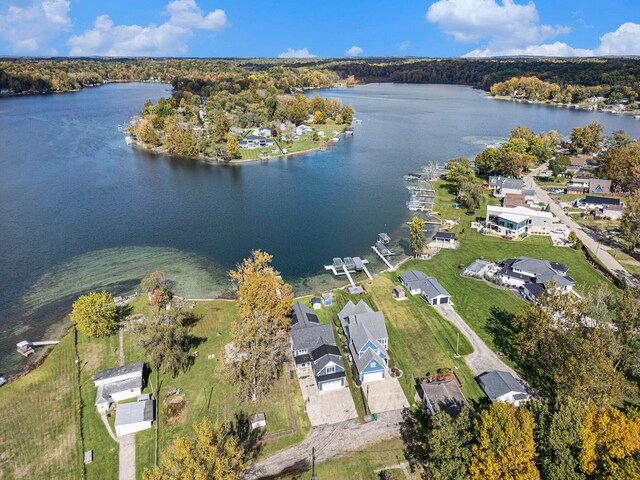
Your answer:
2,82 -> 640,375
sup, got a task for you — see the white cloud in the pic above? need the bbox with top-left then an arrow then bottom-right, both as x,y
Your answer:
465,22 -> 640,57
398,40 -> 412,51
426,0 -> 570,50
0,0 -> 71,53
345,45 -> 363,57
67,0 -> 228,56
278,47 -> 316,58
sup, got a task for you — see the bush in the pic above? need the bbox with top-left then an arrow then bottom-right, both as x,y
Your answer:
340,335 -> 347,343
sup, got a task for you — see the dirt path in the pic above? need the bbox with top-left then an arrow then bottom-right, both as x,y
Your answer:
246,409 -> 405,480
100,412 -> 119,443
525,165 -> 640,289
435,305 -> 519,379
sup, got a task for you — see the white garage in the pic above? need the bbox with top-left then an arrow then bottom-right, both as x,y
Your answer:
319,379 -> 344,392
361,371 -> 385,383
114,399 -> 154,437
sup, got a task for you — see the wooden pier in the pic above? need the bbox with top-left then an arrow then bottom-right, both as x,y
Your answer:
372,245 -> 395,271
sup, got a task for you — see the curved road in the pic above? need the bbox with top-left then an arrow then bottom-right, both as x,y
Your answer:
525,165 -> 639,288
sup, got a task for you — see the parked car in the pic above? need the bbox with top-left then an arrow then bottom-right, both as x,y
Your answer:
552,228 -> 566,234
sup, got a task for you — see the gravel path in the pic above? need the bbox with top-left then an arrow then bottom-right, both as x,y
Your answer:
246,409 -> 406,479
435,304 -> 519,379
525,165 -> 639,288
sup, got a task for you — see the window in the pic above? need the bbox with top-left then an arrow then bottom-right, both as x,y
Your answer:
370,361 -> 377,368
325,366 -> 335,374
295,348 -> 307,356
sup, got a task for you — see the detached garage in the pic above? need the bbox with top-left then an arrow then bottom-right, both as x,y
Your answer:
115,399 -> 154,437
421,277 -> 451,305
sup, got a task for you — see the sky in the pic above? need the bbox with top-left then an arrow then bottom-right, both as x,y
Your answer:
0,0 -> 639,58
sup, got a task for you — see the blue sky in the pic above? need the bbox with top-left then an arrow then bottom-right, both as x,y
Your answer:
0,0 -> 639,57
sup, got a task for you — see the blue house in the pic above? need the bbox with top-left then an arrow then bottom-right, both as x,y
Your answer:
290,302 -> 346,392
338,300 -> 389,383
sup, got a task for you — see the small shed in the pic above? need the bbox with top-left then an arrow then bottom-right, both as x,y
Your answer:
392,285 -> 406,300
250,413 -> 267,430
310,297 -> 322,310
348,285 -> 365,295
321,292 -> 334,306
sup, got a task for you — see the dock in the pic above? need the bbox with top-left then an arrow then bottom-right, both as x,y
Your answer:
16,340 -> 59,357
324,256 -> 370,284
372,245 -> 395,271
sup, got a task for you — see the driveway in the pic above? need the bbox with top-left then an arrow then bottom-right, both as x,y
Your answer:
246,409 -> 405,480
436,304 -> 520,379
525,165 -> 640,288
119,434 -> 135,480
364,377 -> 409,414
299,375 -> 357,426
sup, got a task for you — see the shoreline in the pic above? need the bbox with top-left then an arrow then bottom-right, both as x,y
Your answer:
488,94 -> 640,116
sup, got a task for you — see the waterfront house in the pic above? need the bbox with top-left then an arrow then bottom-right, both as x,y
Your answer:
239,135 -> 274,149
253,127 -> 272,137
477,371 -> 529,406
577,195 -> 621,210
338,300 -> 389,383
114,398 -> 154,437
432,232 -> 458,249
93,362 -> 145,413
399,271 -> 451,305
290,302 -> 346,392
485,205 -> 554,238
496,257 -> 575,297
490,177 -> 525,198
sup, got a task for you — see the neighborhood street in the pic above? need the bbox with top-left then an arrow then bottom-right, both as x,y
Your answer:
525,165 -> 640,289
246,409 -> 405,480
435,305 -> 520,379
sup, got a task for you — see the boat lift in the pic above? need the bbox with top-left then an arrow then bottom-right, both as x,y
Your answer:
324,256 -> 372,286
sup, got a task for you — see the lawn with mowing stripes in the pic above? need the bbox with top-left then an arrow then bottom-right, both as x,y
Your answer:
0,331 -> 83,479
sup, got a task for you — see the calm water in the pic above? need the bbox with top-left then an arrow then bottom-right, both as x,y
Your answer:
2,82 -> 640,375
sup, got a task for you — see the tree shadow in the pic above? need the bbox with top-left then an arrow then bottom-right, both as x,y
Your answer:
399,407 -> 427,474
119,304 -> 134,317
485,306 -> 519,361
249,459 -> 311,480
231,411 -> 265,462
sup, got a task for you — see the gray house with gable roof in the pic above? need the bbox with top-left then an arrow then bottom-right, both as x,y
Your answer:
290,302 -> 346,392
399,270 -> 451,305
477,370 -> 530,406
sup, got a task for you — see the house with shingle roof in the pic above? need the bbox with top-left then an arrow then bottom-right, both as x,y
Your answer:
399,271 -> 451,305
497,257 -> 575,299
338,300 -> 389,383
290,302 -> 345,392
93,362 -> 145,413
477,370 -> 530,406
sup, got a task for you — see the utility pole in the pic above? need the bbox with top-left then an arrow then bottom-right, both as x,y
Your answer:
455,333 -> 460,358
311,447 -> 318,480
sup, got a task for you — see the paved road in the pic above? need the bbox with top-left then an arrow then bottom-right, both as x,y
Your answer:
119,434 -> 136,480
246,409 -> 405,480
436,304 -> 519,378
525,165 -> 640,288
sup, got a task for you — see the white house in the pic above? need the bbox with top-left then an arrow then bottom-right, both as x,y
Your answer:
485,205 -> 554,238
94,362 -> 144,413
253,127 -> 272,137
114,399 -> 154,437
600,204 -> 623,220
496,257 -> 575,295
477,371 -> 530,406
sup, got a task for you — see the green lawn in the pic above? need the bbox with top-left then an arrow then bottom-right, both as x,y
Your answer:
122,297 -> 311,474
0,332 -> 83,480
281,437 -> 421,480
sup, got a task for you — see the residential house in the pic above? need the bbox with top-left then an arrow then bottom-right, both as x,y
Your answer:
399,271 -> 451,305
577,195 -> 621,210
477,370 -> 530,406
490,177 -> 525,198
432,232 -> 457,249
93,362 -> 145,413
496,256 -> 575,298
338,300 -> 389,383
253,127 -> 272,137
600,204 -> 623,220
420,380 -> 467,416
294,125 -> 313,136
589,179 -> 612,194
485,205 -> 554,238
290,302 -> 346,392
114,398 -> 154,437
239,135 -> 274,149
503,193 -> 526,208
569,156 -> 591,167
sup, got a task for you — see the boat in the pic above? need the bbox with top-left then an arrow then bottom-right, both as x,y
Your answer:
0,377 -> 6,387
16,341 -> 34,357
124,136 -> 133,145
634,115 -> 640,120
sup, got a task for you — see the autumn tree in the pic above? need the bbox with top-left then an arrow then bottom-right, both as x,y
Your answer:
340,105 -> 354,124
514,287 -> 627,405
71,291 -> 119,337
408,216 -> 426,255
569,122 -> 604,154
580,406 -> 640,478
310,95 -> 326,114
526,397 -> 588,480
469,402 -> 539,480
212,112 -> 230,143
134,314 -> 190,379
599,140 -> 640,191
424,405 -> 474,480
227,133 -> 240,159
141,271 -> 170,293
312,110 -> 326,124
458,181 -> 484,211
549,156 -> 570,176
137,118 -> 159,145
143,418 -> 245,480
225,250 -> 294,401
445,163 -> 475,185
474,147 -> 501,175
289,94 -> 310,124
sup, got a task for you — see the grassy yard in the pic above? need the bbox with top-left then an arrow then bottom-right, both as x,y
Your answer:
0,332 -> 83,479
282,437 -> 421,480
122,297 -> 311,474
